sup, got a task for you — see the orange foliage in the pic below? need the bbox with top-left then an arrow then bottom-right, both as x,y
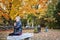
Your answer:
18,0 -> 48,19
0,0 -> 48,20
2,13 -> 10,20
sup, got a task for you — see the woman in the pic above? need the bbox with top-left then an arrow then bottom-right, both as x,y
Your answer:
9,15 -> 22,36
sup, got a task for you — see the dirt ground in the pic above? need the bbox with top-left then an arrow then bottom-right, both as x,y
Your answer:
0,28 -> 60,40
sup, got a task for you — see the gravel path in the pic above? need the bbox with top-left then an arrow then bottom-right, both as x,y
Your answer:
0,29 -> 60,40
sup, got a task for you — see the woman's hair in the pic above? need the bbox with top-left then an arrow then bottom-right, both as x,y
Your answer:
17,14 -> 19,16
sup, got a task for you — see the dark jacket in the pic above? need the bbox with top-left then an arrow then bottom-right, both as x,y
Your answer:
14,21 -> 22,34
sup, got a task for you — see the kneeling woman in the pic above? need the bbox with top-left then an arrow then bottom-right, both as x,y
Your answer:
9,15 -> 22,36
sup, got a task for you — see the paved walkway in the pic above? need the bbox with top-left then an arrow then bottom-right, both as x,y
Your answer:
0,29 -> 60,40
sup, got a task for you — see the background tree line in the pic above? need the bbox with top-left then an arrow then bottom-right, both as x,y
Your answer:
0,0 -> 60,29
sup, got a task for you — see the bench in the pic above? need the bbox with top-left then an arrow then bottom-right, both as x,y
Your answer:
7,33 -> 33,40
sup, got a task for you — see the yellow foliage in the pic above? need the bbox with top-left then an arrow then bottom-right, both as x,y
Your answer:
9,0 -> 48,20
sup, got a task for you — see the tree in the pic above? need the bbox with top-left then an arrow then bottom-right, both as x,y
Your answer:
44,0 -> 58,28
53,0 -> 60,29
0,0 -> 48,27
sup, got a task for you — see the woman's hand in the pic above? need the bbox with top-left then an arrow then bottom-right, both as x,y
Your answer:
14,22 -> 16,26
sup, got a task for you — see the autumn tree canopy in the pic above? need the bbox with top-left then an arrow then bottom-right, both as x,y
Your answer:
0,0 -> 48,20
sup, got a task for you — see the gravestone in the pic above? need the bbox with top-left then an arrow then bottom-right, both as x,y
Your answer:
7,33 -> 33,40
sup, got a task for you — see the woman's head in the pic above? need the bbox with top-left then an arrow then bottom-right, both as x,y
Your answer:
15,16 -> 20,22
